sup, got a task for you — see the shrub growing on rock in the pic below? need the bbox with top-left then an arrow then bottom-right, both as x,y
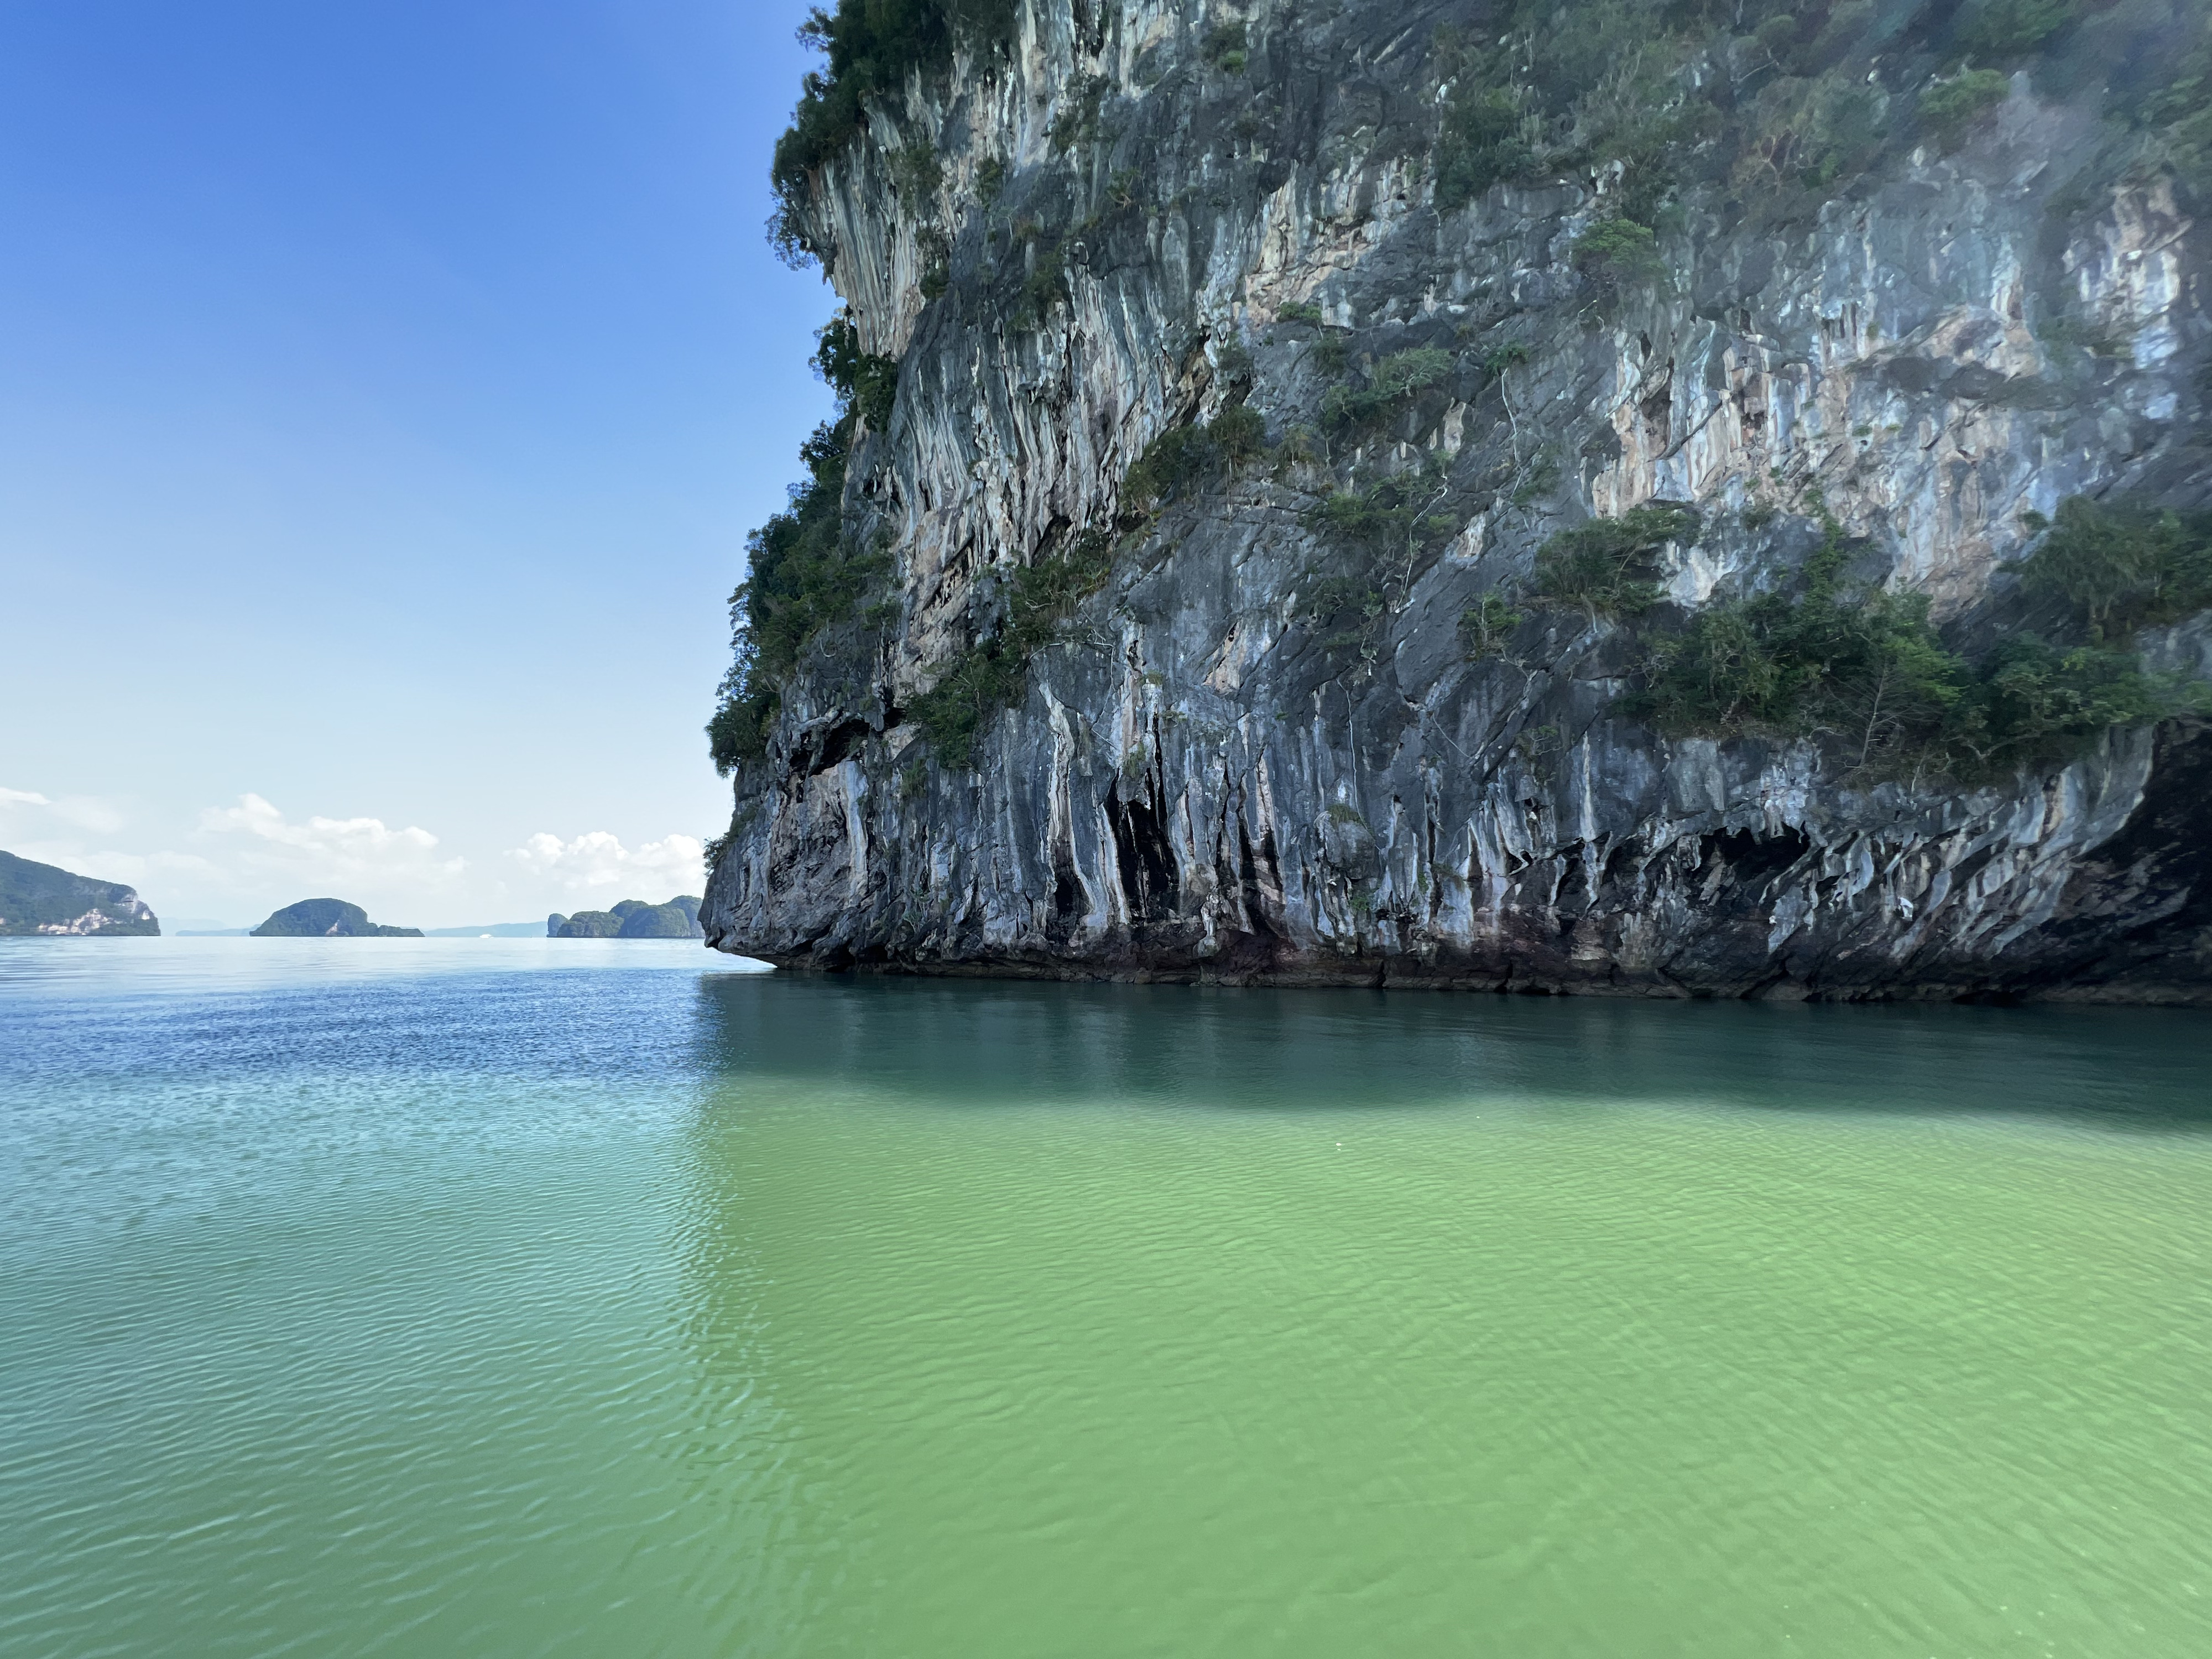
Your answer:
2008,497 -> 2212,641
1460,593 -> 1526,658
1319,347 -> 1455,435
910,529 -> 1120,768
1123,407 -> 1271,509
1528,504 -> 1698,624
708,419 -> 889,772
1920,69 -> 2010,147
1623,505 -> 2210,779
812,316 -> 899,428
1569,217 -> 1663,295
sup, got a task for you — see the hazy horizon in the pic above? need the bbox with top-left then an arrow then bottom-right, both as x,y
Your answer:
2,0 -> 832,928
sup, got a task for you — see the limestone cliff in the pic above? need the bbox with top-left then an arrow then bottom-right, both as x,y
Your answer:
0,851 -> 160,937
705,0 -> 2212,1000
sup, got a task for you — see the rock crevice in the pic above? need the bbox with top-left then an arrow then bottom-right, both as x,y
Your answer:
707,1 -> 2212,1002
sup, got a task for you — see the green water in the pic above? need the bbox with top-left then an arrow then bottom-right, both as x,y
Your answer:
3,940 -> 2209,1656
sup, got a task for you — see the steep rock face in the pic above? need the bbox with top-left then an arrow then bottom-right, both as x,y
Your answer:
706,0 -> 2212,1001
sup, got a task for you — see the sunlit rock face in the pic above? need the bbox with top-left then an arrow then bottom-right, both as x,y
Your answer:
706,1 -> 2212,1001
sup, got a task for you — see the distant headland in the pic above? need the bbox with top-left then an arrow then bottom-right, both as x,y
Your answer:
0,851 -> 161,936
548,896 -> 702,939
251,899 -> 423,937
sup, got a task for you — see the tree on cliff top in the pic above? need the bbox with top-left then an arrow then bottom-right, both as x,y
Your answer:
771,0 -> 1017,264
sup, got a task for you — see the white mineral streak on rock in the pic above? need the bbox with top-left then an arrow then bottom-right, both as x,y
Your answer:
704,0 -> 2212,1001
37,909 -> 111,936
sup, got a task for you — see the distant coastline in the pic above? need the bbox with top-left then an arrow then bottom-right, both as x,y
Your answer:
176,921 -> 564,938
0,851 -> 160,936
2,854 -> 708,945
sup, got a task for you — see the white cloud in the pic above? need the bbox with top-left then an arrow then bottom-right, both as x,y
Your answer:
9,789 -> 711,927
1,785 -> 126,834
198,794 -> 465,895
2,786 -> 145,889
30,848 -> 217,884
506,830 -> 705,900
6,787 -> 472,926
0,842 -> 205,893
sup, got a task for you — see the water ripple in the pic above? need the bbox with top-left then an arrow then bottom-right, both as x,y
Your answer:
2,947 -> 2208,1656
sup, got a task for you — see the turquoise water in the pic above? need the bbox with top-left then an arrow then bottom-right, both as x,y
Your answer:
3,938 -> 2209,1656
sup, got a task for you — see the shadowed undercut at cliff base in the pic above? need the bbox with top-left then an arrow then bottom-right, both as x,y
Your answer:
706,0 -> 2212,1002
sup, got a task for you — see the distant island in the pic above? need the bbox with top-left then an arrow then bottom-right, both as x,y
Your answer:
421,923 -> 549,938
0,851 -> 160,936
548,896 -> 702,938
251,899 -> 423,937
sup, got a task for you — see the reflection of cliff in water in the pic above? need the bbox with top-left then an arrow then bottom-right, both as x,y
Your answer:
693,974 -> 2212,1130
665,973 -> 2212,1652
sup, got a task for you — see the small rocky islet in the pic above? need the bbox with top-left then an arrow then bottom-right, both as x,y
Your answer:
546,896 -> 704,938
249,899 -> 423,937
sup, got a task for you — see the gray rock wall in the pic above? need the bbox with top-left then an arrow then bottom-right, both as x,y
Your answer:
706,0 -> 2212,1001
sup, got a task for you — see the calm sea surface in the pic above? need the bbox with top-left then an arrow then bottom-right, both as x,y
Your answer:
3,938 -> 2209,1657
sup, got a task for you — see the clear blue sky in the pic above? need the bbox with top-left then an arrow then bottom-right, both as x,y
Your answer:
1,0 -> 834,927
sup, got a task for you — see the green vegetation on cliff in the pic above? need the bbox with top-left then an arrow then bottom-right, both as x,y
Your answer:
1506,498 -> 2212,781
715,0 -> 2212,792
910,530 -> 1119,767
1319,348 -> 1454,436
0,851 -> 160,936
810,316 -> 899,430
1426,0 -> 2212,289
709,418 -> 867,771
2011,495 -> 2212,640
1528,505 -> 1700,625
251,899 -> 421,937
770,0 -> 1016,263
709,287 -> 926,774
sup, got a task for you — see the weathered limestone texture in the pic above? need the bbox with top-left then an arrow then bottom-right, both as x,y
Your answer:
706,1 -> 2212,1001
